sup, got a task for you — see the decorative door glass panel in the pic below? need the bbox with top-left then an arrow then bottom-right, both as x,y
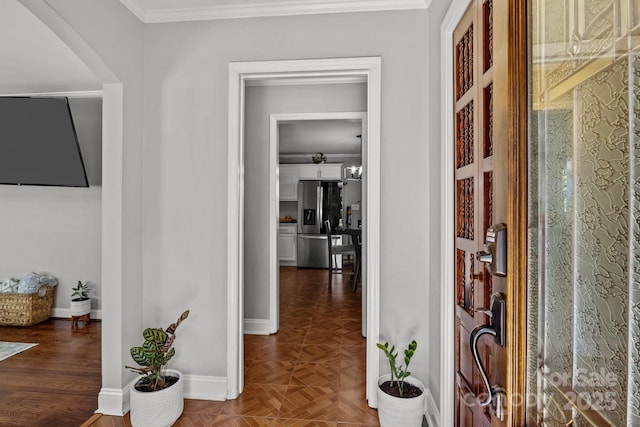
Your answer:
526,0 -> 640,425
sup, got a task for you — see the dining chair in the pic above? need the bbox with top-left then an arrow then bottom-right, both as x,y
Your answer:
324,220 -> 355,289
350,231 -> 362,292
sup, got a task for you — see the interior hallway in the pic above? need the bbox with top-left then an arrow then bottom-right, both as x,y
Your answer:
89,266 -> 377,426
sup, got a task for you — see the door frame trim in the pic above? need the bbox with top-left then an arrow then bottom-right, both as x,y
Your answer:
268,111 -> 367,335
504,2 -> 528,424
227,57 -> 382,405
440,1 -> 473,426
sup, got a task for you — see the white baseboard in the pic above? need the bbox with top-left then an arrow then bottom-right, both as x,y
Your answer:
184,374 -> 227,400
98,387 -> 127,416
52,308 -> 102,320
244,318 -> 271,335
98,375 -> 227,416
424,388 -> 440,427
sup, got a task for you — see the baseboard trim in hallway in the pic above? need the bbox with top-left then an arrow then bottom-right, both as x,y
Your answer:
244,318 -> 272,335
86,266 -> 378,426
424,389 -> 440,427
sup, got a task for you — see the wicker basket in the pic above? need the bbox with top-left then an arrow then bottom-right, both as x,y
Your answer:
0,286 -> 55,326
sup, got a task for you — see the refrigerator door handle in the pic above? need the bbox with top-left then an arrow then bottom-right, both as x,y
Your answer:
297,180 -> 303,233
298,234 -> 327,240
318,184 -> 323,233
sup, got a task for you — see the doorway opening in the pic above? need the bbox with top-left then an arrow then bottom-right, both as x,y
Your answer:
268,111 -> 367,336
227,57 -> 382,406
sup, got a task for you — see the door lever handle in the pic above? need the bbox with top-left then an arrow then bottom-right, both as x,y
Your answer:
470,324 -> 497,407
469,293 -> 506,415
476,293 -> 505,345
469,323 -> 506,419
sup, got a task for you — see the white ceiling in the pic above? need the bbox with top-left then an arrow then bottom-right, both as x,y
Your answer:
278,119 -> 362,156
120,0 -> 430,23
0,1 -> 100,95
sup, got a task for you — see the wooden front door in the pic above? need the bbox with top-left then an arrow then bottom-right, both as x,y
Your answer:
452,0 -> 526,426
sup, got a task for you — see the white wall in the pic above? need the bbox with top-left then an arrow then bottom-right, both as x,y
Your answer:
18,2 -> 451,408
244,83 -> 366,319
143,9 -> 438,387
0,97 -> 102,315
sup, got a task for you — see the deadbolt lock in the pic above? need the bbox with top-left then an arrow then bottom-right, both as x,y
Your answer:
477,223 -> 507,277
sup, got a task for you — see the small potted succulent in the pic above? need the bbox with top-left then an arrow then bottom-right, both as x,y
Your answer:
125,310 -> 190,427
70,281 -> 92,317
311,152 -> 327,164
376,340 -> 425,426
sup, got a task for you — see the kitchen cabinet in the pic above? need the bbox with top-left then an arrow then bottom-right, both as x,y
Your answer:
279,163 -> 343,201
297,163 -> 343,180
279,165 -> 299,201
278,223 -> 297,265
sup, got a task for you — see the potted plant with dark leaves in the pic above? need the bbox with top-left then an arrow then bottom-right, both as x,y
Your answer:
70,281 -> 92,317
125,310 -> 190,427
376,340 -> 425,426
311,152 -> 327,164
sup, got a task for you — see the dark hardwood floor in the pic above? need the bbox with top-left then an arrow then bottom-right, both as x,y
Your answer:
0,317 -> 101,427
0,266 -> 374,426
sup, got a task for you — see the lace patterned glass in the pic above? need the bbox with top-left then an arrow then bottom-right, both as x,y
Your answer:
527,0 -> 640,425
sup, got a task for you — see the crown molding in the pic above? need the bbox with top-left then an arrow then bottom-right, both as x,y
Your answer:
119,0 -> 147,22
121,0 -> 430,23
0,90 -> 103,98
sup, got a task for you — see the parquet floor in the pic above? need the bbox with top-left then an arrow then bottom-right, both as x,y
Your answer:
90,266 -> 378,426
0,317 -> 101,427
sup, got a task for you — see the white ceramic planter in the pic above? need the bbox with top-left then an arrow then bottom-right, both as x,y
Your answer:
130,369 -> 184,427
377,374 -> 426,427
70,298 -> 91,316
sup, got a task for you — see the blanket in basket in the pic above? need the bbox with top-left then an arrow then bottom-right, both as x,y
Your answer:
1,272 -> 57,294
0,273 -> 58,326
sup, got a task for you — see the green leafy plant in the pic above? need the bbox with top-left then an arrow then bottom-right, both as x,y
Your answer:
377,339 -> 417,397
126,310 -> 190,392
71,281 -> 92,301
311,152 -> 327,164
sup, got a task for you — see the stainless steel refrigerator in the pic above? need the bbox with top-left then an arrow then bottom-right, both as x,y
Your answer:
297,180 -> 342,268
